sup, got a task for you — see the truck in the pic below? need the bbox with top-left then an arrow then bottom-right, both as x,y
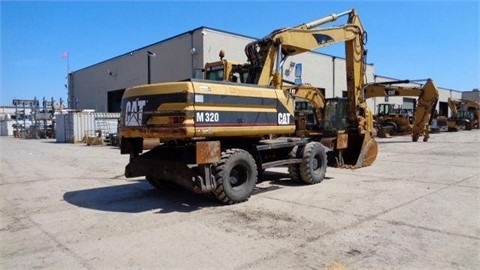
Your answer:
363,79 -> 439,141
119,9 -> 378,204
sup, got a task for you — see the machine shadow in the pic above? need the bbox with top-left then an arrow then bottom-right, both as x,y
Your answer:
258,169 -> 334,188
64,171 -> 333,213
376,140 -> 418,144
63,180 -> 218,214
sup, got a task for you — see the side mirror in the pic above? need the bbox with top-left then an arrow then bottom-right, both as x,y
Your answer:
294,63 -> 302,85
295,63 -> 302,77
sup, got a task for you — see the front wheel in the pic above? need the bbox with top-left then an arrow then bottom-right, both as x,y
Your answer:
213,149 -> 257,204
299,142 -> 327,184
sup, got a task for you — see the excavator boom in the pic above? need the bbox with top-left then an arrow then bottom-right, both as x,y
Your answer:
247,9 -> 376,167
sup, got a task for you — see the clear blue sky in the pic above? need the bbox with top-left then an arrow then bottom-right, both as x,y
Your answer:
1,1 -> 479,106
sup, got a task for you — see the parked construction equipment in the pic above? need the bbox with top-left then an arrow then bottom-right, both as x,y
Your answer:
375,103 -> 413,134
119,9 -> 377,204
447,98 -> 480,131
363,79 -> 439,141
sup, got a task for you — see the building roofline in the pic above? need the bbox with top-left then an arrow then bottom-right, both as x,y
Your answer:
202,26 -> 258,40
72,26 -> 206,73
72,26 -> 374,73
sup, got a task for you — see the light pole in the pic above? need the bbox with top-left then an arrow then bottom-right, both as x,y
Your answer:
147,51 -> 156,84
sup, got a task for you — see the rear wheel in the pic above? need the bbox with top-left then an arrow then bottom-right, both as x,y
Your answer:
146,176 -> 179,190
288,145 -> 303,182
299,142 -> 327,184
146,176 -> 163,189
385,123 -> 397,136
213,149 -> 257,204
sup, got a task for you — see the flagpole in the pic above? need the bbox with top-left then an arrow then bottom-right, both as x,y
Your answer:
62,51 -> 70,108
66,53 -> 70,74
62,51 -> 69,74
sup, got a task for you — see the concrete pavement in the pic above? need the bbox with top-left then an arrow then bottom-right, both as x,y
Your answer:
1,130 -> 479,269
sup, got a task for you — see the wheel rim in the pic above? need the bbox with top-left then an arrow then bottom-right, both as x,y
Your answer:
312,155 -> 319,170
229,164 -> 248,190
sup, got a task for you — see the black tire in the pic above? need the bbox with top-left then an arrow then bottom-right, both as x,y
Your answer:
299,142 -> 327,184
255,159 -> 265,178
288,145 -> 303,182
146,176 -> 179,190
213,149 -> 257,204
465,122 -> 472,130
385,123 -> 397,135
146,176 -> 163,189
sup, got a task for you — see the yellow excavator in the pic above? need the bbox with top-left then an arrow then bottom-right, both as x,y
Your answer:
363,79 -> 439,141
447,98 -> 480,131
119,9 -> 377,204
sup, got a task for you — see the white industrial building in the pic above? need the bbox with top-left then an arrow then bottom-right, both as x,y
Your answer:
68,26 -> 469,118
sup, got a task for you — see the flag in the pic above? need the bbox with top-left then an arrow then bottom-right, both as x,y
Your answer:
61,52 -> 69,59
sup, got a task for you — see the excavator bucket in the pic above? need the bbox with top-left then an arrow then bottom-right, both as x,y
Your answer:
355,132 -> 378,167
338,131 -> 378,168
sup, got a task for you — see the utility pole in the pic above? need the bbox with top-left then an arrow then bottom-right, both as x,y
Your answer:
147,51 -> 156,84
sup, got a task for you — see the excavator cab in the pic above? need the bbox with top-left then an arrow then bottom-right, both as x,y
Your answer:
377,103 -> 392,116
204,60 -> 250,83
323,98 -> 348,136
319,97 -> 377,168
294,100 -> 321,132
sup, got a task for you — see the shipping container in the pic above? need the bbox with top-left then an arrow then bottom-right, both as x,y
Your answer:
93,112 -> 120,135
55,112 -> 120,143
0,120 -> 14,136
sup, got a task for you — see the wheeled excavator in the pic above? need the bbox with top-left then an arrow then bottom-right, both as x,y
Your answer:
447,98 -> 480,131
363,79 -> 439,141
119,9 -> 377,204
